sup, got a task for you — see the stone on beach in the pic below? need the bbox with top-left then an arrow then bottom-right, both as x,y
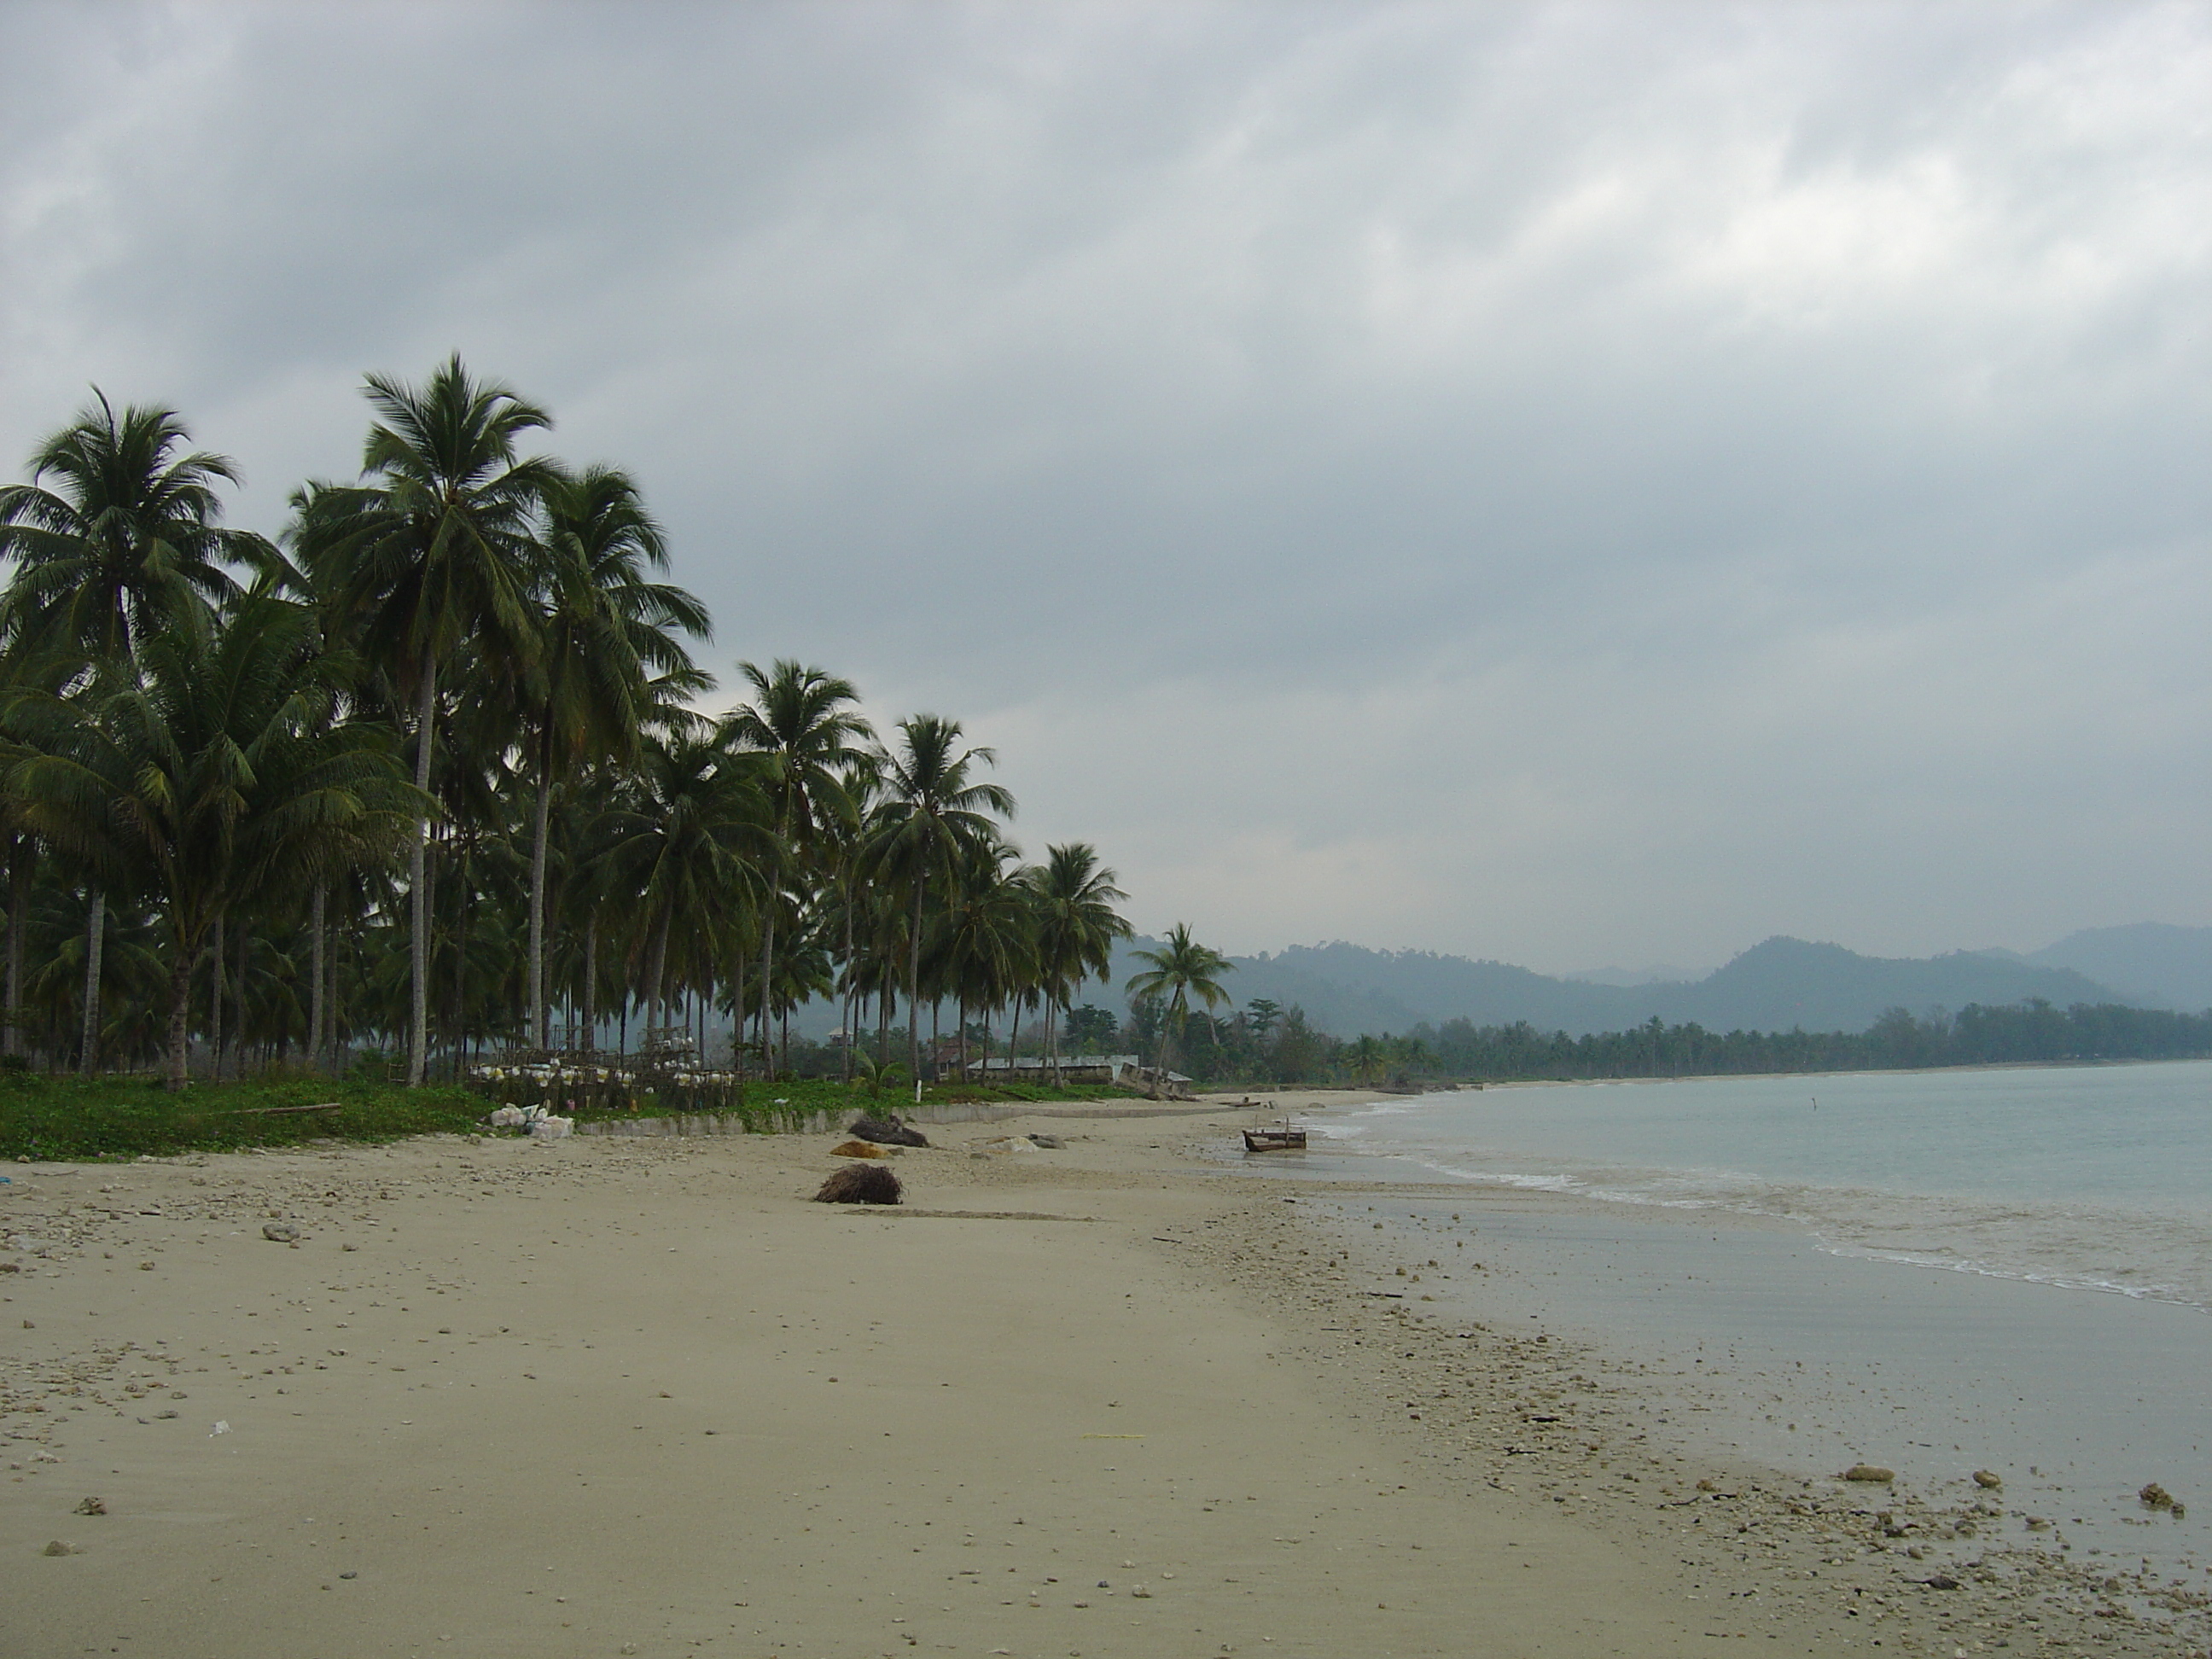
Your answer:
1841,1464 -> 1895,1482
847,1115 -> 929,1148
830,1139 -> 894,1159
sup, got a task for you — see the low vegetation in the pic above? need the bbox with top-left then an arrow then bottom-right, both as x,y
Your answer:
0,1068 -> 1141,1161
0,1072 -> 483,1161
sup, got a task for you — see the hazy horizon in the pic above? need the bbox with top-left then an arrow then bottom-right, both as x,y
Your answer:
4,2 -> 2205,976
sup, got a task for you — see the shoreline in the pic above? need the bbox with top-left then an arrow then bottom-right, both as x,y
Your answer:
1211,1091 -> 2210,1638
3,1099 -> 2206,1656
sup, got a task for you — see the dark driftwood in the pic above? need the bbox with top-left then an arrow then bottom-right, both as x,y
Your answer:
847,1114 -> 929,1148
813,1164 -> 903,1205
232,1102 -> 343,1116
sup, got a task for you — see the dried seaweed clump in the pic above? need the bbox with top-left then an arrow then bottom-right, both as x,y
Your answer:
814,1163 -> 903,1205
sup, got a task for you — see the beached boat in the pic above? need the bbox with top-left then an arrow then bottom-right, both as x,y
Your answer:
1243,1124 -> 1307,1153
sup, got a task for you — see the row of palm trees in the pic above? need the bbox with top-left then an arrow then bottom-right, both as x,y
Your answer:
0,358 -> 1139,1090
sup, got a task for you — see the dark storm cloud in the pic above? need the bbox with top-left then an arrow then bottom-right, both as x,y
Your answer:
3,1 -> 2205,969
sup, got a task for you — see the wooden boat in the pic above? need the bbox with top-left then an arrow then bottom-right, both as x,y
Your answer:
1243,1123 -> 1307,1153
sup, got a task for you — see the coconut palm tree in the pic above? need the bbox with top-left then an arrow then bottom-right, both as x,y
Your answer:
522,464 -> 709,1051
597,728 -> 771,1050
1026,842 -> 1131,1082
724,661 -> 870,1067
293,355 -> 556,1085
822,752 -> 882,1078
3,594 -> 422,1087
1124,923 -> 1233,1082
933,835 -> 1033,1081
861,715 -> 1015,1083
0,392 -> 268,663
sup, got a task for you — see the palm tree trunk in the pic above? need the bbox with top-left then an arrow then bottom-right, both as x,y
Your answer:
738,946 -> 756,1079
4,838 -> 28,1060
582,912 -> 597,1052
308,885 -> 326,1074
757,902 -> 774,1078
451,839 -> 470,1080
209,912 -> 224,1082
907,884 -> 924,1084
528,752 -> 552,1053
164,920 -> 196,1091
958,998 -> 968,1082
229,920 -> 248,1082
407,650 -> 437,1086
323,911 -> 341,1071
840,892 -> 855,1081
79,885 -> 104,1078
641,909 -> 670,1042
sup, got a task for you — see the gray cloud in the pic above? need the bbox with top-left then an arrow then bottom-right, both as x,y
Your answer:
3,0 -> 2205,972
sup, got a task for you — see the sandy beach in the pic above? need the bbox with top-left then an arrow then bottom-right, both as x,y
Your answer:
6,1092 -> 2205,1658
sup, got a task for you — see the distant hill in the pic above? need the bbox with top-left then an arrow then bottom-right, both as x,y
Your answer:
1071,934 -> 2139,1039
2023,923 -> 2212,1012
780,924 -> 2197,1045
1562,963 -> 1708,988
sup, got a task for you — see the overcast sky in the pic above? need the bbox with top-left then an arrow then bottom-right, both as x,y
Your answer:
3,1 -> 2205,974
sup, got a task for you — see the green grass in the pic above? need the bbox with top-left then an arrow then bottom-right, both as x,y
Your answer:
0,1071 -> 1147,1161
0,1074 -> 485,1162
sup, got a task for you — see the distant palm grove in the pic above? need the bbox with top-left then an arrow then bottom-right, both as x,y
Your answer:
0,359 -> 1141,1091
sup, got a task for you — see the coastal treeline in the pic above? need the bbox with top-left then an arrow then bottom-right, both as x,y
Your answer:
1403,999 -> 2212,1081
1121,996 -> 2209,1086
0,362 -> 1133,1089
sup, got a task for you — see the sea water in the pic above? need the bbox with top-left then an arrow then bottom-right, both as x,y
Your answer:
1324,1061 -> 2212,1311
1249,1062 -> 2212,1570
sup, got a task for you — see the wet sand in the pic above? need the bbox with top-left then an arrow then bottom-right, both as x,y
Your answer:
3,1093 -> 2206,1656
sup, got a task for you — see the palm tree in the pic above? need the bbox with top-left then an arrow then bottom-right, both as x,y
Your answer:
725,661 -> 870,1070
1124,923 -> 1233,1084
293,355 -> 556,1085
1026,843 -> 1130,1083
0,392 -> 267,663
597,729 -> 771,1051
823,752 -> 881,1078
862,715 -> 1015,1084
4,595 -> 422,1087
522,464 -> 709,1051
933,835 -> 1033,1081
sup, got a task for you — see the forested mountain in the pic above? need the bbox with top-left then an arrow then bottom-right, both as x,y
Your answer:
2019,923 -> 2212,1012
1071,934 -> 2150,1038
